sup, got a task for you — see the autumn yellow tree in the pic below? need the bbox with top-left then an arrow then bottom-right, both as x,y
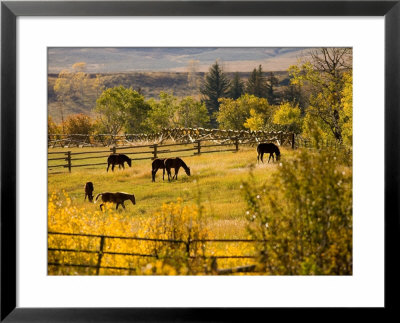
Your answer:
289,48 -> 352,143
53,69 -> 73,131
272,102 -> 302,134
61,113 -> 93,135
48,116 -> 61,135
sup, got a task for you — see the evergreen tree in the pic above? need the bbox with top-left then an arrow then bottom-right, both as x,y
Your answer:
266,72 -> 279,105
200,61 -> 231,127
229,72 -> 245,99
246,65 -> 267,98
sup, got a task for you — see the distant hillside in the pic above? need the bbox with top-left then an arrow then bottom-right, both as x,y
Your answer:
48,71 -> 289,122
48,47 -> 308,73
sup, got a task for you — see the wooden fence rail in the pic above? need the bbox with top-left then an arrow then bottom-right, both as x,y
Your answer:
48,128 -> 295,148
48,231 -> 265,275
48,137 -> 281,173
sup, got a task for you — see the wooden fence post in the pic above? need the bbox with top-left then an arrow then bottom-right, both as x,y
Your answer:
151,144 -> 158,159
65,151 -> 71,173
234,137 -> 239,152
291,133 -> 295,149
196,140 -> 201,155
112,146 -> 117,154
96,236 -> 105,275
279,132 -> 283,146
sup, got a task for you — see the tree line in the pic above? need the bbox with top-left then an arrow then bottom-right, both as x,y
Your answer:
50,48 -> 352,146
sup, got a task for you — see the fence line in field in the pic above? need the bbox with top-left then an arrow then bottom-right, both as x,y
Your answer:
48,135 -> 293,173
48,128 -> 295,148
48,231 -> 264,275
48,135 -> 343,173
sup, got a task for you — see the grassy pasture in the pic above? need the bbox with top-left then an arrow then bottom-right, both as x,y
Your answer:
48,146 -> 290,238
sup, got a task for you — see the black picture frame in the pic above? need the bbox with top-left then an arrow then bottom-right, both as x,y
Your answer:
1,1 -> 399,321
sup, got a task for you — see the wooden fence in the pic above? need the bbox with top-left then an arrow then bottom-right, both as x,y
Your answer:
48,231 -> 262,275
48,136 -> 294,173
48,128 -> 295,148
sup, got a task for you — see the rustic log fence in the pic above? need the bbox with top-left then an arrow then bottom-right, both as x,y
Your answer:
48,128 -> 295,148
48,231 -> 262,275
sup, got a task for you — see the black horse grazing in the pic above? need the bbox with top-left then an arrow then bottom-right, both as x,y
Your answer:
107,153 -> 131,172
257,143 -> 281,163
152,158 -> 166,182
84,182 -> 94,202
165,157 -> 191,181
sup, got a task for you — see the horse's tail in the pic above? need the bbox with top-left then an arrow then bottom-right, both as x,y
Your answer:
95,193 -> 102,202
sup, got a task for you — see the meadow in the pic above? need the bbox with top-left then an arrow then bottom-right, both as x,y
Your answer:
48,144 -> 352,275
48,146 -> 285,238
48,146 -> 290,275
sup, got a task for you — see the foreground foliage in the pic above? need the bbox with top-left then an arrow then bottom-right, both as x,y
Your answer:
48,194 -> 254,275
242,147 -> 352,275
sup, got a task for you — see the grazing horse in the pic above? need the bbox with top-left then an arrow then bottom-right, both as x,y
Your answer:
107,153 -> 131,172
152,158 -> 166,182
95,192 -> 136,210
257,143 -> 281,163
165,157 -> 191,181
84,182 -> 94,202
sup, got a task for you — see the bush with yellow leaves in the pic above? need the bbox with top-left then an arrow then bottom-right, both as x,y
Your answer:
242,147 -> 352,275
49,193 -> 218,275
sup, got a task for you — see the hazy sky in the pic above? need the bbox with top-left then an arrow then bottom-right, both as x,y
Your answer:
48,47 -> 311,73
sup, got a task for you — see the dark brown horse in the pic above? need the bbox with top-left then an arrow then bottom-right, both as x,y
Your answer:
257,143 -> 281,163
95,192 -> 136,210
165,157 -> 191,181
152,158 -> 166,182
84,182 -> 94,202
107,153 -> 131,172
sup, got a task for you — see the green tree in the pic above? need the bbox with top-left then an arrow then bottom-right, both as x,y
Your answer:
95,86 -> 150,135
229,72 -> 245,99
246,65 -> 267,98
145,92 -> 179,132
282,82 -> 308,113
200,61 -> 231,127
289,48 -> 352,143
146,93 -> 210,132
176,97 -> 210,128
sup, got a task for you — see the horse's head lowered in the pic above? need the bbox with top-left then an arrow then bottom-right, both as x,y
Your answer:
185,167 -> 191,176
127,158 -> 132,167
275,150 -> 281,161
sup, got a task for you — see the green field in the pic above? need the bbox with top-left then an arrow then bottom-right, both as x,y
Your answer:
48,146 -> 289,238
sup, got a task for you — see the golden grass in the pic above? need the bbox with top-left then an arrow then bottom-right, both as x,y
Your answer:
48,146 -> 289,237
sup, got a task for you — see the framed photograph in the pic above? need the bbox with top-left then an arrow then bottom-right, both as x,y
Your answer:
1,0 -> 399,321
